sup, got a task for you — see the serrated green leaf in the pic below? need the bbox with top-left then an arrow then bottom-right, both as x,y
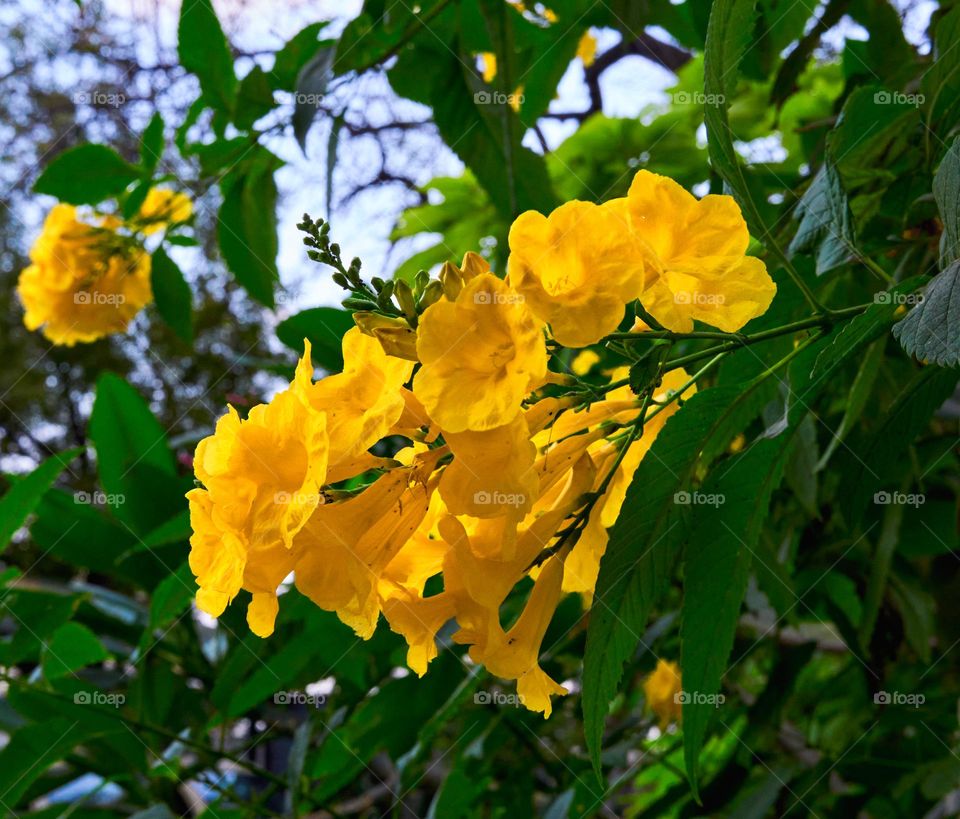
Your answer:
788,162 -> 854,275
934,137 -> 960,268
583,379 -> 774,776
893,262 -> 960,366
681,436 -> 791,795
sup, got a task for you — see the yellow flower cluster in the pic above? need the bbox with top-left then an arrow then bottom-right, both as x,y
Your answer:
17,188 -> 192,345
187,170 -> 774,716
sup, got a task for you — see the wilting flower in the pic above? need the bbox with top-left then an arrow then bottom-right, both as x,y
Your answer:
187,343 -> 329,637
138,188 -> 193,234
414,272 -> 547,432
643,658 -> 683,728
618,170 -> 776,332
507,200 -> 647,347
17,204 -> 153,345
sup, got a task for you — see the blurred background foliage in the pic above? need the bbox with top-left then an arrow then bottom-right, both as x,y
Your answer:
1,0 -> 960,816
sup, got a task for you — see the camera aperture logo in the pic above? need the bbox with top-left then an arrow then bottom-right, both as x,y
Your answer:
74,691 -> 125,707
873,491 -> 924,508
74,291 -> 126,306
674,690 -> 725,707
474,690 -> 525,707
473,490 -> 526,508
673,490 -> 725,508
473,290 -> 524,305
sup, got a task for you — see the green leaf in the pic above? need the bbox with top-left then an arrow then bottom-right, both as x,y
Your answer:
934,137 -> 960,268
583,380 -> 774,776
0,718 -> 97,807
218,148 -> 281,307
0,449 -> 80,554
150,247 -> 193,344
42,622 -> 109,679
147,560 -> 196,634
293,46 -> 335,149
140,112 -> 165,171
389,37 -> 556,220
893,262 -> 960,366
788,162 -> 855,275
89,373 -> 182,534
272,23 -> 330,91
703,0 -> 766,235
276,307 -> 355,372
816,337 -> 885,469
681,436 -> 791,795
34,144 -> 140,205
839,366 -> 960,523
234,65 -> 276,130
177,0 -> 237,112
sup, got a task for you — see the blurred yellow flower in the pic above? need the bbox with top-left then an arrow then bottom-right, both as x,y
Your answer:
414,272 -> 547,432
577,31 -> 597,66
619,170 -> 776,332
17,204 -> 152,346
138,187 -> 193,234
643,658 -> 682,728
481,52 -> 497,83
187,348 -> 329,637
507,200 -> 647,347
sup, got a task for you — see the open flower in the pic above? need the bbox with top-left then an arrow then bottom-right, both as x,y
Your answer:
17,204 -> 152,345
414,272 -> 547,432
186,343 -> 329,637
618,170 -> 776,332
295,327 -> 413,466
507,200 -> 647,347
